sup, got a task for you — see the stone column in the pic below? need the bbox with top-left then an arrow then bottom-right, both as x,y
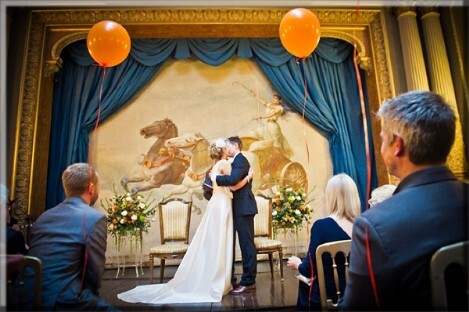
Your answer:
420,8 -> 467,178
396,7 -> 429,91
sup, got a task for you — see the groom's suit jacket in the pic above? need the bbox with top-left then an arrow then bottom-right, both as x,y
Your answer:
216,152 -> 257,217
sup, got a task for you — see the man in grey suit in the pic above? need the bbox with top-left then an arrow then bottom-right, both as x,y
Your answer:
22,163 -> 116,310
340,91 -> 468,310
215,136 -> 258,294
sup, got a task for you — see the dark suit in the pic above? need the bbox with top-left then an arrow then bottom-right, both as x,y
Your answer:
340,166 -> 468,310
216,152 -> 258,286
21,197 -> 114,311
7,228 -> 27,255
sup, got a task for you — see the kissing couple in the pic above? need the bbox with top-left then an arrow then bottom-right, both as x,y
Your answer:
118,136 -> 258,304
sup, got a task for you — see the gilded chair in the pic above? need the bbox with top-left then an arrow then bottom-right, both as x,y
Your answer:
148,198 -> 192,283
5,254 -> 42,310
254,194 -> 284,281
430,240 -> 468,311
315,239 -> 352,311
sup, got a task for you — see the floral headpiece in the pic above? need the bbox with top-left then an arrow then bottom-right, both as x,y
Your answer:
214,139 -> 226,149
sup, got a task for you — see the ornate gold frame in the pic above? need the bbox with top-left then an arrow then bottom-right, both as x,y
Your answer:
13,8 -> 393,218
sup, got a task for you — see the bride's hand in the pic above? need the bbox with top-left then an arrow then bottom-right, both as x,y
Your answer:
247,167 -> 254,181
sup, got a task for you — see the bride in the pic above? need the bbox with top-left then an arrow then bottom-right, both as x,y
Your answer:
117,139 -> 253,304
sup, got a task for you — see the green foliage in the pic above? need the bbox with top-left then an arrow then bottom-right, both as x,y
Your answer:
271,185 -> 314,236
102,190 -> 156,238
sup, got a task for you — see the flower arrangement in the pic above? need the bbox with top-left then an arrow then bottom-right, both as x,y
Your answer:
102,190 -> 156,251
271,185 -> 314,238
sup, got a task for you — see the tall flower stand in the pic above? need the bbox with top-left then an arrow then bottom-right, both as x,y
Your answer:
289,226 -> 299,256
115,233 -> 144,278
273,225 -> 300,272
290,231 -> 298,256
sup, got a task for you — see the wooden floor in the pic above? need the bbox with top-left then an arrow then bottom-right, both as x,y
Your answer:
100,260 -> 298,311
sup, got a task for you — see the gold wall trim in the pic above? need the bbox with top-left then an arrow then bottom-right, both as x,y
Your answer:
14,12 -> 45,219
321,30 -> 372,72
13,7 -> 391,217
45,32 -> 87,78
370,13 -> 393,104
35,8 -> 379,25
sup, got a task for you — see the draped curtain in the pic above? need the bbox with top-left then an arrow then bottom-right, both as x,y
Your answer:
47,38 -> 377,211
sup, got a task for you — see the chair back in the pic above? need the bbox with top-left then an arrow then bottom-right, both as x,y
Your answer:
253,194 -> 284,280
158,198 -> 192,243
5,254 -> 42,310
254,194 -> 272,238
430,240 -> 468,311
316,239 -> 352,311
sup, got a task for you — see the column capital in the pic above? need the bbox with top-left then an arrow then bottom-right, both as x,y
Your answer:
419,7 -> 440,19
395,7 -> 416,18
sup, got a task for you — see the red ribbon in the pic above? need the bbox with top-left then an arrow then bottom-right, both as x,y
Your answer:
88,65 -> 106,166
308,251 -> 315,310
299,58 -> 311,164
80,213 -> 88,292
353,1 -> 372,208
365,226 -> 380,308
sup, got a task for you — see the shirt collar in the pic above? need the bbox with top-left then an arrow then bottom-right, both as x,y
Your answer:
394,166 -> 456,194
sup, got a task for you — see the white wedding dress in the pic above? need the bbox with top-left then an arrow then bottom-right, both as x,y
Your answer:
117,161 -> 233,304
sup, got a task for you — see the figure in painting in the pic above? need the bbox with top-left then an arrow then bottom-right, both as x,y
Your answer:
120,118 -> 189,195
248,92 -> 293,158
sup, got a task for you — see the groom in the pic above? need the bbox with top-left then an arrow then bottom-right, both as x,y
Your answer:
215,136 -> 258,294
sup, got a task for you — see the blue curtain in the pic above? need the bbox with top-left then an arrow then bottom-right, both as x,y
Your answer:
253,38 -> 378,210
47,38 -> 377,211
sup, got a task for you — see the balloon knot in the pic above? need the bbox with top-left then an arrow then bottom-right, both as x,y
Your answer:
295,57 -> 307,64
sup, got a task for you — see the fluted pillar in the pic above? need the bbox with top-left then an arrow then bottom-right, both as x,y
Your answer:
396,7 -> 429,91
420,8 -> 467,177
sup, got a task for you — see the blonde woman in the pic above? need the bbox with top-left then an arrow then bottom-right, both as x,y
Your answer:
118,139 -> 252,304
287,173 -> 361,310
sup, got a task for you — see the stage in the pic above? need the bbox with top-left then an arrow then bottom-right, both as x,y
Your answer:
100,260 -> 297,311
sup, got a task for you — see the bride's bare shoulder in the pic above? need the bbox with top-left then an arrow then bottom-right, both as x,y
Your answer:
217,159 -> 231,174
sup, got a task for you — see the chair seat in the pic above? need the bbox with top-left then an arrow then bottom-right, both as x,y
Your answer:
150,242 -> 189,254
255,237 -> 282,249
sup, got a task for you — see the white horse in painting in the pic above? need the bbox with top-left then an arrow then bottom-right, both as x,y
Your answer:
162,132 -> 212,212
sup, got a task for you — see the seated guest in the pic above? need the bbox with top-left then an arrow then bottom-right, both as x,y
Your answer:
7,199 -> 28,255
1,184 -> 28,255
287,173 -> 361,310
20,163 -> 117,311
368,184 -> 396,208
340,91 -> 468,310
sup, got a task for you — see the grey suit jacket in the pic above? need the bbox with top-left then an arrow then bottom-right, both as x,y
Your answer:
23,197 -> 110,310
340,166 -> 468,310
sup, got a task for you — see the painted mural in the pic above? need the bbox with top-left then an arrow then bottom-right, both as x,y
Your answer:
92,56 -> 333,267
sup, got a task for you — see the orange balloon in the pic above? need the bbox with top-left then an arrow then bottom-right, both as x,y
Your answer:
87,20 -> 131,67
279,8 -> 321,58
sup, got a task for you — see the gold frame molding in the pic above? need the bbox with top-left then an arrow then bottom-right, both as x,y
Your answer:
13,7 -> 393,219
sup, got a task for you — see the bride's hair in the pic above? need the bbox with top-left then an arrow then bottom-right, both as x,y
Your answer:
209,142 -> 224,160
